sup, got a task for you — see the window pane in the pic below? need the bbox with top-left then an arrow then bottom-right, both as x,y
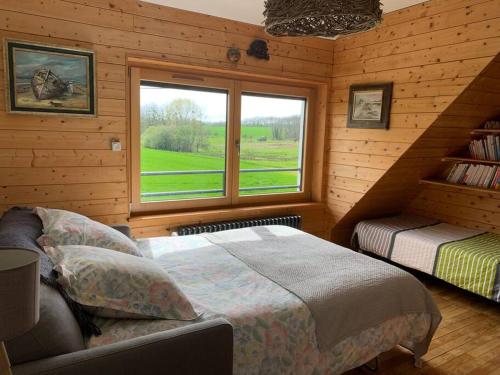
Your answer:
140,82 -> 228,202
239,93 -> 306,196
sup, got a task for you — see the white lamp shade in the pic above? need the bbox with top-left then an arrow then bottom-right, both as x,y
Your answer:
0,249 -> 40,342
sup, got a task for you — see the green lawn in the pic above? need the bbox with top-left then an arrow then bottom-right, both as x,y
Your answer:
201,126 -> 299,162
140,125 -> 302,202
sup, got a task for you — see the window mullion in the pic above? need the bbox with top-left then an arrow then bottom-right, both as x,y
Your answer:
229,81 -> 242,205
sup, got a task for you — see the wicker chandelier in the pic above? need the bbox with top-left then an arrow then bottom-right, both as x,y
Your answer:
264,0 -> 382,38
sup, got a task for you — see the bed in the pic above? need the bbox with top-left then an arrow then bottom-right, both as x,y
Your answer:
352,215 -> 500,303
89,225 -> 441,375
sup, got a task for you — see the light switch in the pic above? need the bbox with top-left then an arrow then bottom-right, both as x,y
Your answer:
111,140 -> 122,151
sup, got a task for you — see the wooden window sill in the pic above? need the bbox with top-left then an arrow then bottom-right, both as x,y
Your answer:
128,202 -> 326,238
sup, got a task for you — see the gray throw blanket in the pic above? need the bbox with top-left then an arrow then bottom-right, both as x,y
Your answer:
202,226 -> 441,356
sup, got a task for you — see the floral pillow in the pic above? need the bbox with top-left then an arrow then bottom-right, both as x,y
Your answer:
34,207 -> 141,257
45,245 -> 199,321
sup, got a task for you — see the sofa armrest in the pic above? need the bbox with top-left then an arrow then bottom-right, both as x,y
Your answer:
12,319 -> 233,375
110,225 -> 132,239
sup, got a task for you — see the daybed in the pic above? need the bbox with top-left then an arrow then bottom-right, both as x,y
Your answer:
352,214 -> 500,303
1,208 -> 443,375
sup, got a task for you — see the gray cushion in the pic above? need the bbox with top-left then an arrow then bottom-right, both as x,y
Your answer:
0,207 -> 101,336
0,207 -> 54,279
110,225 -> 132,239
6,284 -> 85,365
0,207 -> 87,364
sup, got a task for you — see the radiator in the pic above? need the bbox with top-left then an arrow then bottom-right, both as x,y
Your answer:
175,215 -> 301,236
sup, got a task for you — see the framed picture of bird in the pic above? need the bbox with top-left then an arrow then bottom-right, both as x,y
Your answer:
4,39 -> 96,116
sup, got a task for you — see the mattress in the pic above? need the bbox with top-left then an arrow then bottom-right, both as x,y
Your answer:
353,215 -> 500,302
390,223 -> 484,274
88,228 -> 434,375
351,214 -> 440,258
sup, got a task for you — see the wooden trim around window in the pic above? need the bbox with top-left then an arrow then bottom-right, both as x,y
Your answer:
128,59 -> 328,214
130,68 -> 235,213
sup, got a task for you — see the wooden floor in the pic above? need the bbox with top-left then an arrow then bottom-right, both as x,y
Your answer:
346,275 -> 500,375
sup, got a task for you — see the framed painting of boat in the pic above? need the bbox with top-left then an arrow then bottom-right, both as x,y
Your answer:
4,40 -> 96,116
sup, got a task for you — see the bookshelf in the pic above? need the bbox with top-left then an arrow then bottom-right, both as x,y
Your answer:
441,157 -> 500,166
420,120 -> 500,192
471,129 -> 500,135
420,179 -> 500,195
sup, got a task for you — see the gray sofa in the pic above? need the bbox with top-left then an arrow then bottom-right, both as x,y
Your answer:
0,208 -> 233,375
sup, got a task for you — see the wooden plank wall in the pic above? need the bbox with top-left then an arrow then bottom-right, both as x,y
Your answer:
406,59 -> 500,233
331,58 -> 500,244
0,0 -> 332,237
328,0 -> 500,244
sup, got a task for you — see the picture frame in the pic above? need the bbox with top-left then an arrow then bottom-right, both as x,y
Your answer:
347,82 -> 393,129
4,39 -> 96,116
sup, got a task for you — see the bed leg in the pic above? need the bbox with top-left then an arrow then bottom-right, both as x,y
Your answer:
414,356 -> 423,368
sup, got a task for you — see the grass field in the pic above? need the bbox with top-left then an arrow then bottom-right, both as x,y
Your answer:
140,125 -> 302,201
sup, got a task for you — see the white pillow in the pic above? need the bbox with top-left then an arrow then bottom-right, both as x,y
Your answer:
45,245 -> 199,321
35,207 -> 141,257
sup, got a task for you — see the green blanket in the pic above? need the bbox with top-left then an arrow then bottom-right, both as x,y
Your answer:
435,233 -> 500,301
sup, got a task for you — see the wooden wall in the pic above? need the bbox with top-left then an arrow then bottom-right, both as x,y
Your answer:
406,58 -> 500,233
2,0 -> 499,241
0,0 -> 332,237
331,57 -> 500,244
327,0 -> 500,244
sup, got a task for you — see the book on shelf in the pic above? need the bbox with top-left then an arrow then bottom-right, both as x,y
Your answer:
483,120 -> 500,129
446,163 -> 500,190
468,134 -> 500,161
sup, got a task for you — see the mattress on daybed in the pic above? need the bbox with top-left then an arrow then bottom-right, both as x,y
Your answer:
351,214 -> 440,258
353,215 -> 500,303
88,226 -> 439,375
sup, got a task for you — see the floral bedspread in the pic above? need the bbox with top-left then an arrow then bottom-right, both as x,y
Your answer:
88,232 -> 432,375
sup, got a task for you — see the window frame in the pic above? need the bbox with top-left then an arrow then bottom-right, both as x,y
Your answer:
130,68 -> 236,213
232,81 -> 314,206
130,66 -> 319,214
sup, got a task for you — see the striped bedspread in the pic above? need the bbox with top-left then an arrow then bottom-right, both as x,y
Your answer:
353,215 -> 500,302
390,223 -> 484,274
351,215 -> 440,258
435,233 -> 500,302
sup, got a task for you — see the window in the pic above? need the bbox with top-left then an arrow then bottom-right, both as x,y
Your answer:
130,68 -> 316,212
239,93 -> 306,196
139,82 -> 229,202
